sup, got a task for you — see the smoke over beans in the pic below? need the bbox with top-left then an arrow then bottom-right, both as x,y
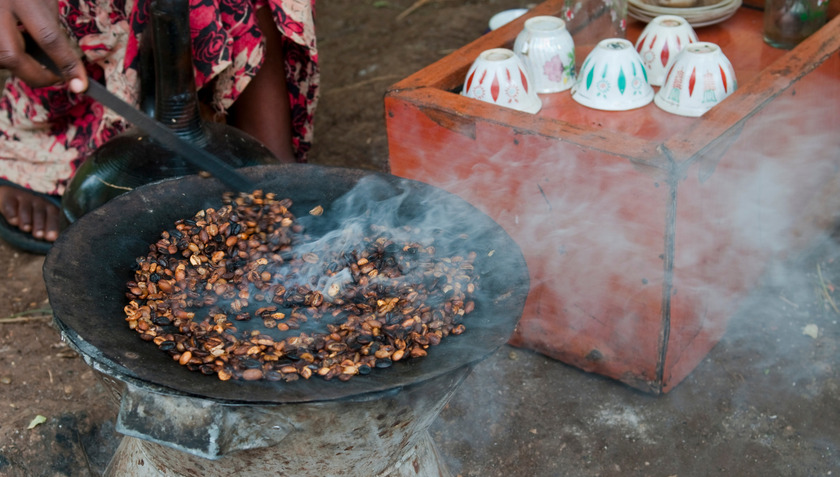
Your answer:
124,189 -> 480,382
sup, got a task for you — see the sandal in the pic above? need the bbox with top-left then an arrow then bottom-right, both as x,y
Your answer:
0,179 -> 63,255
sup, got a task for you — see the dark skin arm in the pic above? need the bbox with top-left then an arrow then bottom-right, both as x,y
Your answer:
0,0 -> 87,91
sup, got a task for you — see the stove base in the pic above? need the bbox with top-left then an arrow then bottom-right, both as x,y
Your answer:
97,366 -> 469,476
104,430 -> 451,477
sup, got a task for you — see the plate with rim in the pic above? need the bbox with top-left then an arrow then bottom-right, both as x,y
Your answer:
628,0 -> 742,27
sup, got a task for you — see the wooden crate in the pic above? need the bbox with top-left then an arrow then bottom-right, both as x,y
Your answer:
385,1 -> 840,393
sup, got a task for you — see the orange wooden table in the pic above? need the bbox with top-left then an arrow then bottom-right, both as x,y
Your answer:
385,1 -> 840,393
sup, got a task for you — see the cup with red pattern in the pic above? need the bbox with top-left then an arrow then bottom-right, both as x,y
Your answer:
654,42 -> 738,117
461,48 -> 542,114
635,15 -> 699,87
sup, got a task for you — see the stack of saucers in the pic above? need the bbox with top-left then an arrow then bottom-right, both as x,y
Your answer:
627,0 -> 742,27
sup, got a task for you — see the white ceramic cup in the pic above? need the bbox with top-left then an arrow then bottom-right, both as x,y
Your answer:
513,15 -> 576,93
635,15 -> 699,86
462,48 -> 542,114
571,38 -> 654,111
489,8 -> 529,31
654,42 -> 738,117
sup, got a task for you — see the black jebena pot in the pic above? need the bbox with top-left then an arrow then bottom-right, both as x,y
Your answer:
61,0 -> 274,223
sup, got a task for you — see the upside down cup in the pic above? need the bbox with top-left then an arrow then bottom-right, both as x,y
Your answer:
572,38 -> 654,111
462,48 -> 542,114
635,15 -> 699,86
654,42 -> 738,117
488,8 -> 529,31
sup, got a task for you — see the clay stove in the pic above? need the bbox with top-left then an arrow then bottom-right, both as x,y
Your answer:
44,164 -> 530,476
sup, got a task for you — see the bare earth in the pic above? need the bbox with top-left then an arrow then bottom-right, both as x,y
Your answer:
1,1 -> 838,476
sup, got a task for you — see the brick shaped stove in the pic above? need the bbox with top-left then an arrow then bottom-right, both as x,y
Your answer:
385,0 -> 840,393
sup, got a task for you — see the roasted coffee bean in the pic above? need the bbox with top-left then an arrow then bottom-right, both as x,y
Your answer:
152,315 -> 172,326
159,340 -> 176,351
178,351 -> 192,365
242,368 -> 263,381
239,358 -> 263,369
326,342 -> 347,353
200,365 -> 217,375
265,370 -> 284,381
300,366 -> 313,379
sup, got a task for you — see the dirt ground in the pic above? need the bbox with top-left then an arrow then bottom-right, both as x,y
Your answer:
1,0 -> 839,476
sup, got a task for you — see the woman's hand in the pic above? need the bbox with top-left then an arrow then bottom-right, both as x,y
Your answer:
0,0 -> 87,92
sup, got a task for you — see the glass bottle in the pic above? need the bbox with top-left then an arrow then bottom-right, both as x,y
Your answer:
763,0 -> 829,49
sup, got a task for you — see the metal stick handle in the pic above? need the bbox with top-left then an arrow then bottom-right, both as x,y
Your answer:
84,81 -> 255,192
25,35 -> 255,193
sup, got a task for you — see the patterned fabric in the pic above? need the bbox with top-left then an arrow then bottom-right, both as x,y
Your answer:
0,0 -> 318,195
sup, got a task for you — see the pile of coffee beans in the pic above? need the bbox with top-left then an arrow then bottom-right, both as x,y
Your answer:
125,190 -> 479,382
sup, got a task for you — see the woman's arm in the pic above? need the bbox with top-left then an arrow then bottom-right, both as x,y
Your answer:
0,0 -> 87,92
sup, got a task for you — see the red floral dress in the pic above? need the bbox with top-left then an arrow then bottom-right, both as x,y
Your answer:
0,0 -> 318,196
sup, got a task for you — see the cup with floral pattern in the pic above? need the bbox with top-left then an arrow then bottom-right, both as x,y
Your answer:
513,15 -> 576,93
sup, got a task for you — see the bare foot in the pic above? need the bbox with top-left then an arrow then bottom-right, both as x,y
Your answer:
0,186 -> 62,242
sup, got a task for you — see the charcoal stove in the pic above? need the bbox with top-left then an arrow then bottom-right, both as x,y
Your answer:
44,164 -> 529,476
